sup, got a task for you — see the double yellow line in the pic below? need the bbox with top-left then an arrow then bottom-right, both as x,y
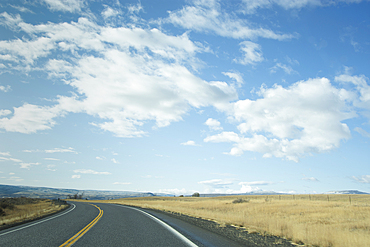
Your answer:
60,204 -> 103,247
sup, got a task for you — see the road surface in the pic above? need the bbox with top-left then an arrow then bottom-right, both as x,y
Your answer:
0,201 -> 249,246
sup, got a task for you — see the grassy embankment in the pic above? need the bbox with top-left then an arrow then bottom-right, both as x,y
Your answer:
94,194 -> 370,247
0,198 -> 68,228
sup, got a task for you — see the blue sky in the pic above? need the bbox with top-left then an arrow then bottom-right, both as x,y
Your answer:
0,0 -> 370,195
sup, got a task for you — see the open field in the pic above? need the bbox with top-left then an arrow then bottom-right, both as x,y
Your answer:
0,198 -> 68,228
92,194 -> 370,247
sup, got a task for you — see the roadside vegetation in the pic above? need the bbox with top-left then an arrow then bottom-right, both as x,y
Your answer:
0,198 -> 68,228
98,194 -> 370,247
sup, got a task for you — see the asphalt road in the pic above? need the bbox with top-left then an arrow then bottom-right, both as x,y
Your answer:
0,201 -> 248,247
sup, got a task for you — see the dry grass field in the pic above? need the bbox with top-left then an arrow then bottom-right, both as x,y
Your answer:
98,194 -> 370,247
0,198 -> 68,228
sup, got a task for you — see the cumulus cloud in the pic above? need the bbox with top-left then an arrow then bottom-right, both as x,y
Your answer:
0,104 -> 64,134
0,14 -> 237,137
205,77 -> 355,161
181,140 -> 198,146
205,118 -> 223,131
72,175 -> 81,179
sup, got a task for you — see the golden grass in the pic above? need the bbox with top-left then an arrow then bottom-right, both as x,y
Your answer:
94,194 -> 370,247
0,199 -> 68,227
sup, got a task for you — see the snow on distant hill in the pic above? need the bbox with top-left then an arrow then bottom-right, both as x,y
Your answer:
326,190 -> 369,194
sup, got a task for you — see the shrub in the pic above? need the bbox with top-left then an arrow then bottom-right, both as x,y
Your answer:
232,198 -> 250,204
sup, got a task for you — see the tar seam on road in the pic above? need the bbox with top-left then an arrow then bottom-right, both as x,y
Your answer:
0,203 -> 77,237
59,204 -> 103,247
116,204 -> 199,247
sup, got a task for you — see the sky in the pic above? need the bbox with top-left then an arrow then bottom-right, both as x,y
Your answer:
0,0 -> 370,195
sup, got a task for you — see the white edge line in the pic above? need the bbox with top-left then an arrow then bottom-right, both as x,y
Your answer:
0,202 -> 76,237
116,205 -> 198,247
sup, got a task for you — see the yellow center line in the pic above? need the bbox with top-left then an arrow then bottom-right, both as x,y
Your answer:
59,204 -> 103,247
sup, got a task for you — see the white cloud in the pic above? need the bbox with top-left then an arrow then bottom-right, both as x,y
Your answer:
96,156 -> 104,160
127,3 -> 143,14
302,177 -> 319,182
0,152 -> 10,156
73,169 -> 111,175
241,0 -> 367,14
41,0 -> 85,13
0,14 -> 237,137
351,175 -> 370,183
113,182 -> 131,185
8,176 -> 23,182
47,164 -> 56,171
111,158 -> 119,164
0,85 -> 11,92
335,74 -> 370,109
165,0 -> 295,40
270,63 -> 296,74
181,140 -> 198,146
234,41 -> 264,65
0,104 -> 64,134
205,78 -> 355,161
222,71 -> 244,87
44,158 -> 60,161
45,147 -> 77,154
9,5 -> 34,13
19,162 -> 41,169
157,188 -> 188,195
354,127 -> 370,138
205,118 -> 223,131
102,5 -> 120,19
0,110 -> 11,117
198,178 -> 233,188
72,175 -> 81,179
0,156 -> 23,163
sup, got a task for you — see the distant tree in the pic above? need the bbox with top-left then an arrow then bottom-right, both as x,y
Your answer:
179,195 -> 184,197
192,192 -> 200,197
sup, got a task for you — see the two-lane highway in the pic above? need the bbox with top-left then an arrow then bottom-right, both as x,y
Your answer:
0,201 -> 250,246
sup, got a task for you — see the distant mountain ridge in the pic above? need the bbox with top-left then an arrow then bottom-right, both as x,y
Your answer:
1,185 -> 368,199
0,184 -> 172,200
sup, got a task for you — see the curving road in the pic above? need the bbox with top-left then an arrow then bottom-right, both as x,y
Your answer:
0,201 -> 249,247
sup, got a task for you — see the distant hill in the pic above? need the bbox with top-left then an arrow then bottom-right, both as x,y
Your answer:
326,190 -> 369,195
200,191 -> 284,197
0,184 -> 173,200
